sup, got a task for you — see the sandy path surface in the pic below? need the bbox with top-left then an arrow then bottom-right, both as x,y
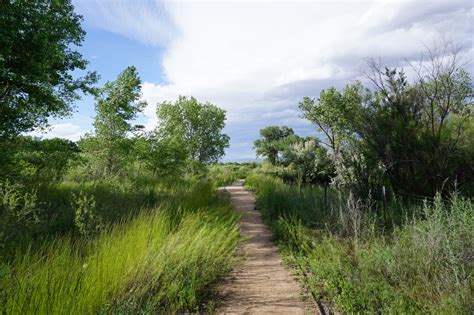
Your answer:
216,180 -> 317,314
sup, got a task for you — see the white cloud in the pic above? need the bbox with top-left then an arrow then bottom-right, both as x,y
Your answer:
73,0 -> 176,46
29,123 -> 86,141
76,0 -> 473,160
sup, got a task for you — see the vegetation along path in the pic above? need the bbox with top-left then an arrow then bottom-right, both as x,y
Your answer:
217,180 -> 317,314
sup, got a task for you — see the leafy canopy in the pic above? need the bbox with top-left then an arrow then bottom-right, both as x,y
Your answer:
156,96 -> 230,165
282,136 -> 333,185
134,133 -> 188,177
299,84 -> 362,157
82,66 -> 146,176
93,66 -> 146,140
254,126 -> 296,165
297,44 -> 473,196
14,136 -> 80,183
0,0 -> 98,138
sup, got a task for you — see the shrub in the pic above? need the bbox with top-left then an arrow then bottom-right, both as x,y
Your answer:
0,181 -> 41,253
72,191 -> 102,237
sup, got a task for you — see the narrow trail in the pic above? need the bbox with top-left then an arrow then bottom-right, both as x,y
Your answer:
217,180 -> 317,314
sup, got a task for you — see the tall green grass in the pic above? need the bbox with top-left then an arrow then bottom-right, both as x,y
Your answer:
1,183 -> 240,314
207,163 -> 255,188
246,173 -> 473,314
0,176 -> 197,259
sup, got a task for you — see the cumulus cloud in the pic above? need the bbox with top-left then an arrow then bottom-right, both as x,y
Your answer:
29,123 -> 86,141
75,0 -> 472,161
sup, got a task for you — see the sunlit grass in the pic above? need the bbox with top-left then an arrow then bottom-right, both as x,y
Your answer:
1,184 -> 240,314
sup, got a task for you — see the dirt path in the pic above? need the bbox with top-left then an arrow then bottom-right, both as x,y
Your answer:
217,180 -> 317,314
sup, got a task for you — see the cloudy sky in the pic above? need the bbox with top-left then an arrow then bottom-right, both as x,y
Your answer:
34,0 -> 473,161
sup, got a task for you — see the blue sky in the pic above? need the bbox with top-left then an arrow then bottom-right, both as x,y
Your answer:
34,0 -> 473,162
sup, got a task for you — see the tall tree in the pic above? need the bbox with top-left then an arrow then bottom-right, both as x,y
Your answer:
299,84 -> 362,158
156,96 -> 230,165
282,136 -> 333,186
0,0 -> 98,138
82,66 -> 146,176
359,50 -> 473,195
254,126 -> 296,165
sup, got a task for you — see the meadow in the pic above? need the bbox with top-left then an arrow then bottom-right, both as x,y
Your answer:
1,179 -> 240,313
4,162 -> 471,314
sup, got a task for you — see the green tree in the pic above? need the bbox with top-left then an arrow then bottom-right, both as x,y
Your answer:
254,126 -> 296,165
15,136 -> 80,183
134,133 -> 188,177
0,0 -> 98,138
156,96 -> 230,166
357,49 -> 473,196
82,66 -> 146,177
299,84 -> 362,158
298,82 -> 389,194
282,136 -> 333,186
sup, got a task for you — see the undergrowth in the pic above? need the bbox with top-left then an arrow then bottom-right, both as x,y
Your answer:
0,182 -> 240,314
207,163 -> 255,188
246,173 -> 474,314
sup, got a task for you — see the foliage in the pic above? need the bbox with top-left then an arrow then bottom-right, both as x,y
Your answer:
0,174 -> 180,261
81,66 -> 146,177
299,84 -> 362,157
1,182 -> 240,313
254,126 -> 334,186
0,0 -> 98,138
282,137 -> 333,186
246,173 -> 473,313
355,63 -> 473,196
295,46 -> 474,196
0,181 -> 41,252
136,132 -> 188,178
72,191 -> 101,237
156,96 -> 230,167
13,136 -> 80,183
254,126 -> 297,165
330,139 -> 386,195
207,163 -> 256,187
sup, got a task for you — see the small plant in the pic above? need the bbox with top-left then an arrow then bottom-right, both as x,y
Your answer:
339,191 -> 362,240
72,191 -> 102,237
0,181 -> 41,251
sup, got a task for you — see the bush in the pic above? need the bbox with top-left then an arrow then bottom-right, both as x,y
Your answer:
0,181 -> 42,253
72,191 -> 102,237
